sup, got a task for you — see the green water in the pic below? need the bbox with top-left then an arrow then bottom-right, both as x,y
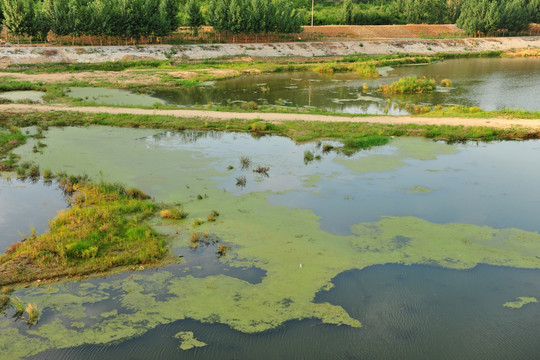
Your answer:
0,91 -> 45,103
3,127 -> 540,359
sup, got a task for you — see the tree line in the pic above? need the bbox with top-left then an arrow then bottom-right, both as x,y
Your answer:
1,0 -> 538,42
0,0 -> 302,43
339,0 -> 538,34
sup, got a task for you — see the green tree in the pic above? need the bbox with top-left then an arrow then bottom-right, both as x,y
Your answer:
341,0 -> 354,25
160,0 -> 180,34
208,0 -> 230,39
228,0 -> 246,37
45,0 -> 73,37
1,0 -> 26,41
457,0 -> 500,36
501,0 -> 530,32
0,1 -> 5,24
405,0 -> 447,24
250,0 -> 266,36
528,0 -> 540,23
186,0 -> 203,36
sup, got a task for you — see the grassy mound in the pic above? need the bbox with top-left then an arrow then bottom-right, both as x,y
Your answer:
0,181 -> 167,286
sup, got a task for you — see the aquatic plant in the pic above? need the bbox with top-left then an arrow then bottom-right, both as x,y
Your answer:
240,156 -> 251,170
322,144 -> 334,153
440,78 -> 452,87
11,297 -> 25,317
193,218 -> 205,226
378,76 -> 437,94
341,136 -> 390,156
350,63 -> 379,77
236,175 -> 247,187
161,208 -> 189,220
304,150 -> 315,164
253,166 -> 270,177
0,295 -> 10,312
207,209 -> 220,222
25,303 -> 40,325
217,244 -> 230,257
27,165 -> 40,178
43,168 -> 53,181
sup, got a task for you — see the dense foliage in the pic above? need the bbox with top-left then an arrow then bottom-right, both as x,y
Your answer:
457,0 -> 536,35
0,0 -> 538,40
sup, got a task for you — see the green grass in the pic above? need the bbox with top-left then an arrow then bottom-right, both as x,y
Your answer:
0,180 -> 168,286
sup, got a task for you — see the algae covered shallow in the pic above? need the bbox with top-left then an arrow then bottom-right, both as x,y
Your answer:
3,127 -> 540,358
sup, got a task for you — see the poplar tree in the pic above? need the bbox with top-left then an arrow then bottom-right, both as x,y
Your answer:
186,0 -> 203,36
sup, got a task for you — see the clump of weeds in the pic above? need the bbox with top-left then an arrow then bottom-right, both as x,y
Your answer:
253,166 -> 269,177
217,244 -> 230,257
240,156 -> 251,170
236,176 -> 247,187
304,150 -> 314,164
207,210 -> 220,222
26,303 -> 40,325
161,207 -> 189,220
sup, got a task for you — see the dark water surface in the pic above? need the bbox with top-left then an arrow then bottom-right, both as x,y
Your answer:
0,178 -> 67,252
5,129 -> 540,359
32,264 -> 540,360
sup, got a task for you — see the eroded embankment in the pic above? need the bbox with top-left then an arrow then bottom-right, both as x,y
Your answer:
0,37 -> 539,68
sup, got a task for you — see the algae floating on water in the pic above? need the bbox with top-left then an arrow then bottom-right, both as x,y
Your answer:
503,297 -> 538,309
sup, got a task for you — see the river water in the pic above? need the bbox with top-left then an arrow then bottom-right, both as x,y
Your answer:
65,57 -> 540,114
2,127 -> 539,359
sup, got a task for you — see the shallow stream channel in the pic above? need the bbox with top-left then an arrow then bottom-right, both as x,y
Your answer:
2,125 -> 540,359
62,57 -> 540,114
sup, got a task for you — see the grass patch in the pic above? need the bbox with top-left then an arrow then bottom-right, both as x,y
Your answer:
341,135 -> 390,156
160,207 -> 189,220
0,180 -> 168,286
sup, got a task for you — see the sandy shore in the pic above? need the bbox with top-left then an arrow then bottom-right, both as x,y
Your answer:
2,103 -> 540,129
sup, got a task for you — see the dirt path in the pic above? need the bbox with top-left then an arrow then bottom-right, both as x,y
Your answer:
2,103 -> 540,129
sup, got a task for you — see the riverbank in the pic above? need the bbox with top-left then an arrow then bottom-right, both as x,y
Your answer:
1,37 -> 539,68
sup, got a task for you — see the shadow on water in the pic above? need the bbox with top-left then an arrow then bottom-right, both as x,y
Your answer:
0,177 -> 68,253
30,264 -> 540,360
